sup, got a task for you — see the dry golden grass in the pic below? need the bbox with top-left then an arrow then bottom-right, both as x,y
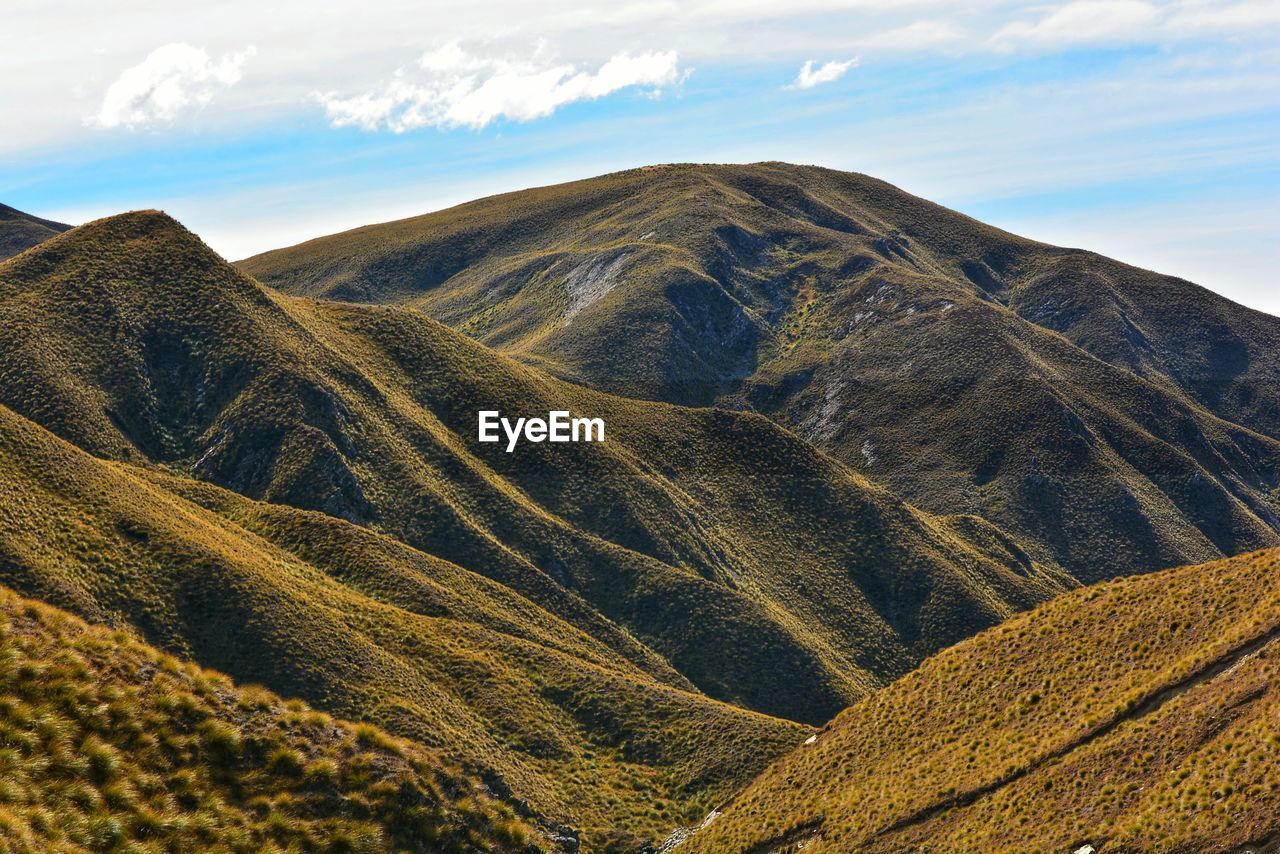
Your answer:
0,397 -> 811,848
688,547 -> 1280,853
0,584 -> 540,853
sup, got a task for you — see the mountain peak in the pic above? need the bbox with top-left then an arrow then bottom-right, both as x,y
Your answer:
41,208 -> 206,254
0,209 -> 290,462
3,208 -> 261,304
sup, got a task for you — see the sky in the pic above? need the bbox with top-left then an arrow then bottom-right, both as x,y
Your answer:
2,0 -> 1277,314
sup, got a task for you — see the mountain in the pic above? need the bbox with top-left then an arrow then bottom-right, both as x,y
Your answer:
0,582 -> 539,852
0,210 -> 1070,846
240,163 -> 1280,584
0,394 -> 801,849
11,173 -> 1276,850
0,202 -> 70,260
683,546 -> 1280,853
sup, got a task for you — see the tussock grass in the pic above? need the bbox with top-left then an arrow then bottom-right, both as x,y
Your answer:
0,584 -> 539,852
689,547 -> 1280,852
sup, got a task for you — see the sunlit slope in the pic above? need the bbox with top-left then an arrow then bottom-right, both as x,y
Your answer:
0,401 -> 805,846
0,202 -> 70,261
241,162 -> 1280,582
0,584 -> 541,853
0,210 -> 1067,729
688,547 -> 1280,853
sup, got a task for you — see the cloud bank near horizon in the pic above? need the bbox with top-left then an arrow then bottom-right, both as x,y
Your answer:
14,0 -> 1263,143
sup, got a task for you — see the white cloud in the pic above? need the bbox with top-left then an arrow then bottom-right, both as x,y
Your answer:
6,1 -> 1279,155
93,43 -> 255,129
990,0 -> 1161,47
317,42 -> 683,132
789,57 -> 859,89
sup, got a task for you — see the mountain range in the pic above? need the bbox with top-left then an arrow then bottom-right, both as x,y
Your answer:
0,206 -> 1064,848
2,162 -> 1278,851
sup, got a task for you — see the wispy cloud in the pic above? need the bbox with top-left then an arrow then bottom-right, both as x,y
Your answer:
1166,0 -> 1280,33
789,57 -> 859,89
92,43 -> 255,129
317,42 -> 684,132
989,0 -> 1280,50
991,0 -> 1160,48
856,20 -> 965,51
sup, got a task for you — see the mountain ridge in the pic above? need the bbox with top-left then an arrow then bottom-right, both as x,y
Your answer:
0,209 -> 1069,722
0,202 -> 71,261
0,395 -> 806,847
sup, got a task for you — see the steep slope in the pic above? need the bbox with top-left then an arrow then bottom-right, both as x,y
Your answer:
240,162 -> 1280,582
0,210 -> 1068,727
685,547 -> 1280,853
0,202 -> 70,260
0,400 -> 804,848
0,583 -> 539,853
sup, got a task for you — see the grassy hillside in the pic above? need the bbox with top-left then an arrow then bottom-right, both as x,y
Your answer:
0,399 -> 808,848
0,583 -> 540,853
0,211 -> 1088,846
240,163 -> 1280,583
14,194 -> 1276,850
0,203 -> 70,261
685,547 -> 1280,853
0,209 -> 1068,732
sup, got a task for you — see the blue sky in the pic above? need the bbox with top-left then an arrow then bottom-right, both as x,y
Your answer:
2,0 -> 1277,313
